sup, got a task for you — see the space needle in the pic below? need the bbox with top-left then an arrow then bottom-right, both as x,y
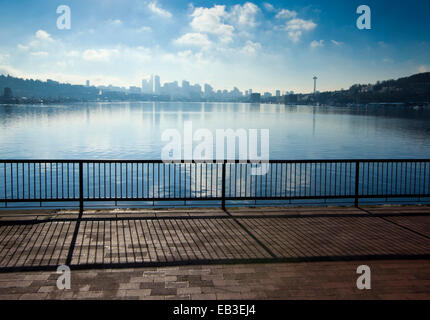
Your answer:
313,76 -> 318,95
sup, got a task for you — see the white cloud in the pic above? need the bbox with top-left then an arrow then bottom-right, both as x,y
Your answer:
123,46 -> 152,63
331,40 -> 343,46
35,30 -> 53,42
30,51 -> 49,57
28,30 -> 56,49
286,18 -> 317,32
181,3 -> 262,48
310,40 -> 324,48
190,5 -> 234,43
263,2 -> 275,12
284,18 -> 317,42
230,2 -> 260,28
137,26 -> 152,33
107,19 -> 122,26
83,49 -> 119,62
242,40 -> 261,55
174,33 -> 211,47
276,9 -> 297,19
177,50 -> 193,58
148,1 -> 172,18
161,50 -> 208,67
418,65 -> 429,73
18,44 -> 29,50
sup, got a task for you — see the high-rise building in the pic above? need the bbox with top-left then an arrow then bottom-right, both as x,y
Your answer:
181,80 -> 190,97
250,93 -> 261,103
276,90 -> 281,97
86,80 -> 90,87
154,75 -> 161,94
182,80 -> 190,89
141,76 -> 154,94
162,81 -> 180,96
231,87 -> 242,99
204,83 -> 214,98
150,75 -> 154,93
129,86 -> 141,94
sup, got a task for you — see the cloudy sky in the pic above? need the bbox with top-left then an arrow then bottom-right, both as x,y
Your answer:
0,0 -> 429,93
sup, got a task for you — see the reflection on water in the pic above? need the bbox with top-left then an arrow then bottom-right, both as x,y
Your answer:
0,102 -> 430,159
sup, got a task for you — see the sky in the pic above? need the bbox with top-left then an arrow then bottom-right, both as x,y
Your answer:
0,0 -> 430,93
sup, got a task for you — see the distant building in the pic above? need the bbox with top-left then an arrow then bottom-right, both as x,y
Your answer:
250,93 -> 261,103
86,80 -> 90,87
3,87 -> 12,98
190,84 -> 202,99
141,77 -> 153,94
313,76 -> 318,94
154,75 -> 161,94
276,90 -> 281,97
284,94 -> 298,104
204,83 -> 214,98
231,87 -> 242,99
162,81 -> 180,96
129,86 -> 141,94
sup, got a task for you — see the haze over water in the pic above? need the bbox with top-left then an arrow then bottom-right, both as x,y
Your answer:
0,102 -> 429,160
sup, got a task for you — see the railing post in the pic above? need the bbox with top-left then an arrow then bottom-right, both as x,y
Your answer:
354,161 -> 360,207
221,162 -> 226,210
79,161 -> 84,215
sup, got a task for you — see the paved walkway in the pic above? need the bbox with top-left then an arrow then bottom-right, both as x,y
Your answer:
0,205 -> 430,299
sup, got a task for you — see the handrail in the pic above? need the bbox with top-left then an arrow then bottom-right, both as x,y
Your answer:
0,159 -> 429,212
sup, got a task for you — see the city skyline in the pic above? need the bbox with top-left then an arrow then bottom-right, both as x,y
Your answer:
0,1 -> 429,92
101,74 -> 293,97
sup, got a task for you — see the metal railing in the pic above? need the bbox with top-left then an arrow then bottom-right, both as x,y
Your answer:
0,159 -> 429,211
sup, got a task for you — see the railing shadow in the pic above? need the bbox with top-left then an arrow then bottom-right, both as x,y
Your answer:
1,207 -> 430,273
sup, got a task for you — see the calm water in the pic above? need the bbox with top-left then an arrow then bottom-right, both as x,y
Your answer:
0,102 -> 430,159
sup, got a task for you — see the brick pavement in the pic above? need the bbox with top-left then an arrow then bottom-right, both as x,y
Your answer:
0,260 -> 429,300
0,205 -> 429,299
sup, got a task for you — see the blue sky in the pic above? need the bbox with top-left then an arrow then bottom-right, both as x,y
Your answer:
0,0 -> 429,93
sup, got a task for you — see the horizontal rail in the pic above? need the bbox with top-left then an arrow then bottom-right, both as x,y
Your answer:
0,160 -> 429,211
0,159 -> 429,163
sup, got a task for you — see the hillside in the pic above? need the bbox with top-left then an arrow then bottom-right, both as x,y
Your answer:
0,75 -> 99,100
316,72 -> 430,104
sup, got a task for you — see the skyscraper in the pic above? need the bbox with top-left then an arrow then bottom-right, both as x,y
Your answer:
313,76 -> 318,94
86,80 -> 90,87
181,80 -> 190,97
154,75 -> 161,94
204,83 -> 214,98
149,75 -> 154,93
142,76 -> 153,94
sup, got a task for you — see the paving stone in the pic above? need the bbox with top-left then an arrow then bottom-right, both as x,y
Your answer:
0,205 -> 430,299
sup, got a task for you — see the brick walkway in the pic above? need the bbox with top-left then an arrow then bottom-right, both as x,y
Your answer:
0,205 -> 430,299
